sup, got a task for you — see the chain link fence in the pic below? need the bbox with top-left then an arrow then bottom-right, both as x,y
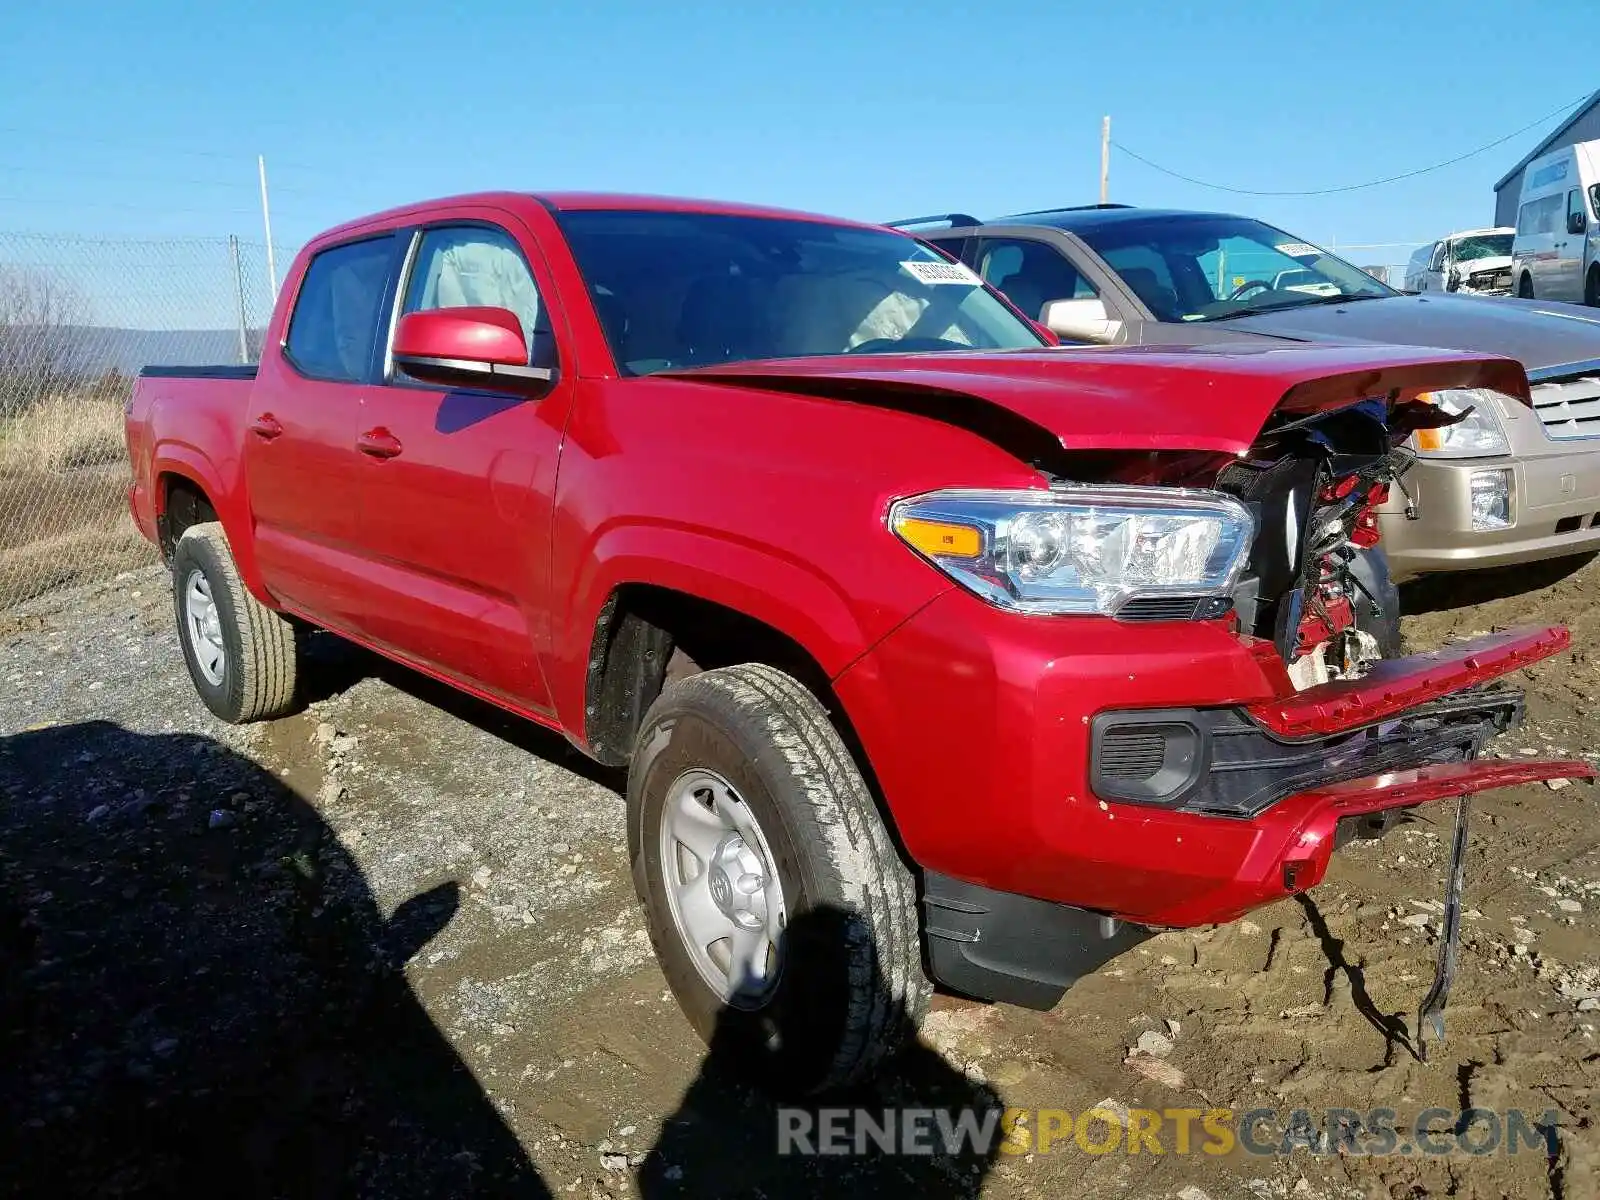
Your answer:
0,232 -> 294,611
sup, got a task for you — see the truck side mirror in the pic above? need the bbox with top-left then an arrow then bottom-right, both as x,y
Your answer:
392,307 -> 557,391
1039,297 -> 1121,344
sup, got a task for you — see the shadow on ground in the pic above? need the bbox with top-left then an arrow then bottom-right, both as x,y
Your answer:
640,906 -> 1004,1197
0,719 -> 1005,1198
0,720 -> 550,1198
296,629 -> 622,792
1398,550 -> 1598,617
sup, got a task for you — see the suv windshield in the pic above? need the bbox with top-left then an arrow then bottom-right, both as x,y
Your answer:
555,210 -> 1046,374
1449,233 -> 1513,262
1073,214 -> 1396,322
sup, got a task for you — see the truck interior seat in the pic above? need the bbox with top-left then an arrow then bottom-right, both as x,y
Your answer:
1118,266 -> 1182,321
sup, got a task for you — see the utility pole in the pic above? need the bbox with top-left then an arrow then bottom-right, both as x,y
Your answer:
258,154 -> 278,300
1099,116 -> 1111,204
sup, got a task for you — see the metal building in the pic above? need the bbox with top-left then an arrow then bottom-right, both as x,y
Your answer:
1494,89 -> 1600,228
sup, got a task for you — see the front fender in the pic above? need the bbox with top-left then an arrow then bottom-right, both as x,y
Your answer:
550,520 -> 940,736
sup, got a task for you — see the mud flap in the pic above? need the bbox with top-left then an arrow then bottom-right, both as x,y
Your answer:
1416,791 -> 1471,1061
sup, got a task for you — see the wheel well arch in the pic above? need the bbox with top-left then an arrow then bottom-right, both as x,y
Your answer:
581,582 -> 919,873
582,583 -> 842,768
156,472 -> 218,560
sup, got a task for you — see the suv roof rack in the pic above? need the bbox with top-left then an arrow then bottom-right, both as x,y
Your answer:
883,213 -> 981,229
1016,203 -> 1136,214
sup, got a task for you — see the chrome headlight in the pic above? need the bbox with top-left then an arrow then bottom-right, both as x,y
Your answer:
889,486 -> 1255,616
1413,389 -> 1511,458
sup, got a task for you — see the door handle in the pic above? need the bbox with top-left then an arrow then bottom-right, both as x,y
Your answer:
249,413 -> 283,440
356,428 -> 403,459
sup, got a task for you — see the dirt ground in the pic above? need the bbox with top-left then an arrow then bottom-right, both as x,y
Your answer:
3,555 -> 1599,1199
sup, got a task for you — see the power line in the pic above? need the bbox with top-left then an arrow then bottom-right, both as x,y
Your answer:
0,162 -> 319,196
1111,90 -> 1594,197
0,194 -> 264,218
0,125 -> 326,173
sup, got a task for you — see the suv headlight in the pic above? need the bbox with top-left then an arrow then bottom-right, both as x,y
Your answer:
1413,389 -> 1510,457
889,486 -> 1255,615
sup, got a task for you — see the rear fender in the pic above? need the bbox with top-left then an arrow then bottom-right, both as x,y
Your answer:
153,444 -> 270,602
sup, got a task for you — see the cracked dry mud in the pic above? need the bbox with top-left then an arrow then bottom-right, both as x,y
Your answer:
3,555 -> 1599,1199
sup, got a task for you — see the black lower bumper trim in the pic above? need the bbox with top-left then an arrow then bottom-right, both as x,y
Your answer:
921,872 -> 1152,1010
1091,689 -> 1526,817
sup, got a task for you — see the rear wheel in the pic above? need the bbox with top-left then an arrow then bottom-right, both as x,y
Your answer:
171,522 -> 302,723
1518,273 -> 1535,299
627,663 -> 928,1096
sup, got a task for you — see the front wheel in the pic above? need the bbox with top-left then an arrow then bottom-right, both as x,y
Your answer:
1586,266 -> 1600,308
627,663 -> 928,1096
1350,546 -> 1402,657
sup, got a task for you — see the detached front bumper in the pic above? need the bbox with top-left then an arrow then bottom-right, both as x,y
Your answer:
835,593 -> 1591,1005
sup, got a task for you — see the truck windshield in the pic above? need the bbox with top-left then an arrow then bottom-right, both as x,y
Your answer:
555,210 -> 1047,374
1073,214 -> 1397,323
1449,233 -> 1513,262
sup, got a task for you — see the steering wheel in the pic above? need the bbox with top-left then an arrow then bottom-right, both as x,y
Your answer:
1228,279 -> 1275,300
846,336 -> 965,355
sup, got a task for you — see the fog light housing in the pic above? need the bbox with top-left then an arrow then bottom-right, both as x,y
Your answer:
1469,468 -> 1512,531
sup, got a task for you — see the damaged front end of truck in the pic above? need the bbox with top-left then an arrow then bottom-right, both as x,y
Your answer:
675,343 -> 1595,1051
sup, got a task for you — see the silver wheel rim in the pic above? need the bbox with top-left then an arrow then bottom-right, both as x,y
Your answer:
183,568 -> 226,687
659,767 -> 787,1009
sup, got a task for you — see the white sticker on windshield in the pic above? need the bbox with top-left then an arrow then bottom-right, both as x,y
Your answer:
901,259 -> 982,286
1274,242 -> 1321,258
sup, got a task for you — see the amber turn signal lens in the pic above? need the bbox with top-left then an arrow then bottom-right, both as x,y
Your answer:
896,517 -> 982,559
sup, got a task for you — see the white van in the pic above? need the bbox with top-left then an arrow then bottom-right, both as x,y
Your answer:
1510,139 -> 1600,304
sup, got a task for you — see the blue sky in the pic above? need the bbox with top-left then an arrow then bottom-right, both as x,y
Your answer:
1,0 -> 1595,323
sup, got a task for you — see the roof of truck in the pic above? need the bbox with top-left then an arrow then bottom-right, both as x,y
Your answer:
308,190 -> 882,246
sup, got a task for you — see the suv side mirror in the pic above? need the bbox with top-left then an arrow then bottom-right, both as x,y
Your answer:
1569,210 -> 1588,235
1039,297 -> 1120,344
392,306 -> 557,390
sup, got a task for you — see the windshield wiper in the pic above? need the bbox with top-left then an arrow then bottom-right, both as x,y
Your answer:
1204,291 -> 1384,322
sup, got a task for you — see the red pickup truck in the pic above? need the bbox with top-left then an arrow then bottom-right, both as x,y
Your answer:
125,191 -> 1592,1094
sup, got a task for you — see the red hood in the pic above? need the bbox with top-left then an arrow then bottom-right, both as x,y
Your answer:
662,344 -> 1530,455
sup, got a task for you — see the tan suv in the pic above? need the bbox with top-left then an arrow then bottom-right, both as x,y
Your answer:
904,204 -> 1600,582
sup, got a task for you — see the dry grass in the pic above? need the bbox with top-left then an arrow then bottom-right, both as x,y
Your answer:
0,392 -> 157,610
0,393 -> 129,474
0,517 -> 154,611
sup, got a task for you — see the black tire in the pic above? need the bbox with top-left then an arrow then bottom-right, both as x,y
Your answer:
1518,273 -> 1535,299
171,522 -> 301,723
1350,546 -> 1402,657
627,663 -> 928,1097
1587,267 -> 1600,308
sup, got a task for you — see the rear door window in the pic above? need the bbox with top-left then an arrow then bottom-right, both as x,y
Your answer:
284,235 -> 397,383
